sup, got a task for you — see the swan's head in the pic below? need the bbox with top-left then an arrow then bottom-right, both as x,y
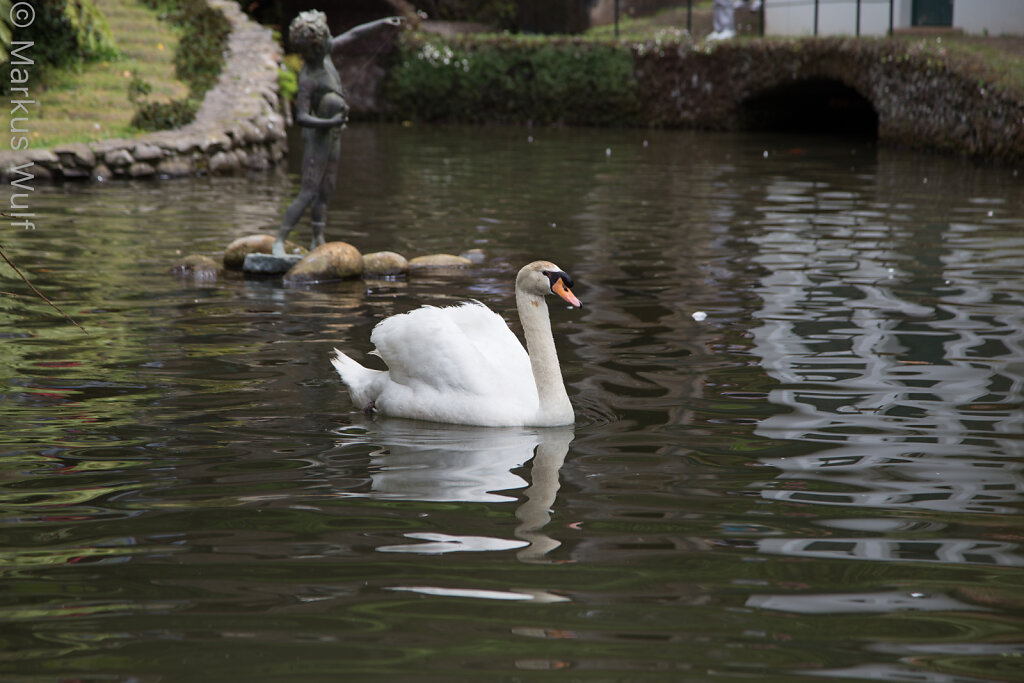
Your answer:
517,261 -> 582,308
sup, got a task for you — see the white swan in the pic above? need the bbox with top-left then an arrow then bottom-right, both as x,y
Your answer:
331,260 -> 582,427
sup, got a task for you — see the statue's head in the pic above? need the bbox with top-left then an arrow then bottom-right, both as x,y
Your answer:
289,10 -> 331,60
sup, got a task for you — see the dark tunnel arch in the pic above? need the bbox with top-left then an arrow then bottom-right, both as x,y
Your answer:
737,79 -> 879,139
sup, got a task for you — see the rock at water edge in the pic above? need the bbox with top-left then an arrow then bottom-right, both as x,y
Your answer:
169,254 -> 220,280
243,252 -> 304,274
223,234 -> 305,270
362,251 -> 409,276
285,241 -> 364,283
408,253 -> 473,270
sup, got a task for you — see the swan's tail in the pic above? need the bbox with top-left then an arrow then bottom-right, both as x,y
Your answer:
331,348 -> 385,412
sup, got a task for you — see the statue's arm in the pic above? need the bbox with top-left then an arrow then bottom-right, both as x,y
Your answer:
293,76 -> 347,129
331,16 -> 402,51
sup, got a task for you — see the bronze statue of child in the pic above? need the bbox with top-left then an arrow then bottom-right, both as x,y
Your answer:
274,11 -> 402,257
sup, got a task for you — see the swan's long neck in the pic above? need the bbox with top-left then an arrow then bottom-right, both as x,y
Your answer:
516,289 -> 572,422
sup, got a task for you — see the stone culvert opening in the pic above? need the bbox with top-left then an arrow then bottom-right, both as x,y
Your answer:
737,79 -> 878,139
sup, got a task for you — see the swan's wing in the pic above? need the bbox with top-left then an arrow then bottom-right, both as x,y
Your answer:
442,301 -> 535,384
370,302 -> 533,398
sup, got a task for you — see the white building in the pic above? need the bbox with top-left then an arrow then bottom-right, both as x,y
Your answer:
765,0 -> 1024,37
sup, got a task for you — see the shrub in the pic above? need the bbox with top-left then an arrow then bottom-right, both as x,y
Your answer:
381,33 -> 641,126
131,98 -> 197,130
278,53 -> 302,104
0,0 -> 118,93
127,73 -> 197,130
1,0 -> 118,66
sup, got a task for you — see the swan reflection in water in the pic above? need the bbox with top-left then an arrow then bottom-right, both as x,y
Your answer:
335,420 -> 573,563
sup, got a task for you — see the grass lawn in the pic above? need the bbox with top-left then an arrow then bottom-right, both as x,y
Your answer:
930,34 -> 1024,96
33,0 -> 190,148
586,1 -> 716,40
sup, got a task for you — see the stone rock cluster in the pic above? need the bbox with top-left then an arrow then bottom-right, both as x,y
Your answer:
0,0 -> 286,182
173,234 -> 475,284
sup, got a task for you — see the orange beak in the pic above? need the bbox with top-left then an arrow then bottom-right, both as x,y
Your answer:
552,278 -> 582,308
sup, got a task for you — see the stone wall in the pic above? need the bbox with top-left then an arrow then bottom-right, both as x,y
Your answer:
0,0 -> 287,182
635,38 -> 1024,162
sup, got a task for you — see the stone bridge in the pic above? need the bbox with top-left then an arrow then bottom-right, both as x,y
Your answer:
635,38 -> 1024,161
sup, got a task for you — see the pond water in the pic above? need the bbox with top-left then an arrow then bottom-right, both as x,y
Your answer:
2,124 -> 1023,681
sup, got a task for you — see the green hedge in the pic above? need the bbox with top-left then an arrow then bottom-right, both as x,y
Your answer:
380,33 -> 641,126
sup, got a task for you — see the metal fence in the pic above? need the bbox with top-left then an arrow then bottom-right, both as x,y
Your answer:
610,1 -> 899,38
769,0 -> 896,36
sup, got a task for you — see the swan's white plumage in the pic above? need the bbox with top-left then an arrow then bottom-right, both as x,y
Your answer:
372,301 -> 535,398
331,260 -> 580,427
